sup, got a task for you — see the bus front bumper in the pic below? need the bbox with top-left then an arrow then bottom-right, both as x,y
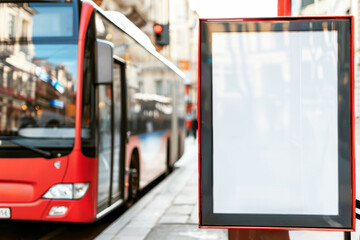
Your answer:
0,193 -> 95,222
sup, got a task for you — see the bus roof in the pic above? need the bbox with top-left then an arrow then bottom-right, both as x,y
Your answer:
81,0 -> 186,79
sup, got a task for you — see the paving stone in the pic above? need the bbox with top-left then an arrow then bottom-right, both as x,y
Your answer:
117,226 -> 152,239
165,205 -> 194,215
159,215 -> 189,224
133,210 -> 162,219
145,224 -> 227,240
188,205 -> 199,224
127,218 -> 160,228
146,195 -> 173,209
95,233 -> 115,240
173,195 -> 197,205
113,236 -> 145,240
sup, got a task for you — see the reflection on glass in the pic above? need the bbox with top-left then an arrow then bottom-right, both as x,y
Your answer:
31,5 -> 73,37
212,30 -> 339,215
0,43 -> 77,136
98,85 -> 112,206
0,3 -> 77,156
95,12 -> 179,136
112,64 -> 121,199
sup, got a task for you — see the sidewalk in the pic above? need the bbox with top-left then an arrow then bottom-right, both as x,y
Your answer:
95,138 -> 227,240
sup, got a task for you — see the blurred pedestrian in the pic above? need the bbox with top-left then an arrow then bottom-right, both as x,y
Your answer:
192,117 -> 198,139
19,108 -> 37,128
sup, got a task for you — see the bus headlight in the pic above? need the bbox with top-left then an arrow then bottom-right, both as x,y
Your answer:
42,183 -> 90,199
74,183 -> 90,199
43,184 -> 73,199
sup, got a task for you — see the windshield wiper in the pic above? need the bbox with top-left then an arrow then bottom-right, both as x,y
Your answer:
9,139 -> 52,158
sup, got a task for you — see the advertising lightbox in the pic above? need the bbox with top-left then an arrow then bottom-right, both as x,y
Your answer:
199,17 -> 354,230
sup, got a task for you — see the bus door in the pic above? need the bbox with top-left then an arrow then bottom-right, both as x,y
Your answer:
96,79 -> 113,211
111,59 -> 126,204
96,40 -> 126,211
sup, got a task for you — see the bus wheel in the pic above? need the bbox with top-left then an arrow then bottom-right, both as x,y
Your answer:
127,153 -> 139,207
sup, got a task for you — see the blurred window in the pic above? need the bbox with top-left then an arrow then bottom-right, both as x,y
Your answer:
8,14 -> 15,38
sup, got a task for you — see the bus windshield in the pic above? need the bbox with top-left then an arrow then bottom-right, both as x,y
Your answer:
0,2 -> 78,156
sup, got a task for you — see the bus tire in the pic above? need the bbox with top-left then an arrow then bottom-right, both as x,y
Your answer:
127,152 -> 139,207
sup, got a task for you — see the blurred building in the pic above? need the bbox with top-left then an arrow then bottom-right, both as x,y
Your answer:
292,0 -> 351,15
100,0 -> 170,57
98,0 -> 198,131
169,0 -> 198,131
0,3 -> 35,132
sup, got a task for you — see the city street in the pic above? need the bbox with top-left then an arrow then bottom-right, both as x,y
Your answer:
0,0 -> 359,239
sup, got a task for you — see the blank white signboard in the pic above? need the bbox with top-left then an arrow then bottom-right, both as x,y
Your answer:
212,31 -> 339,215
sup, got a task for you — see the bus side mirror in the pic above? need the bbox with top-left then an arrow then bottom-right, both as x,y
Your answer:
96,39 -> 113,84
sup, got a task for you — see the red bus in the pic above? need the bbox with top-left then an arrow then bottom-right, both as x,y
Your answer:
0,0 -> 185,222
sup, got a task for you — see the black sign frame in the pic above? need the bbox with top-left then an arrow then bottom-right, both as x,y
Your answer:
199,16 -> 355,231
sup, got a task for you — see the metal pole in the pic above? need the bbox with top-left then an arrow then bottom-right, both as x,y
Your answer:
278,0 -> 292,16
